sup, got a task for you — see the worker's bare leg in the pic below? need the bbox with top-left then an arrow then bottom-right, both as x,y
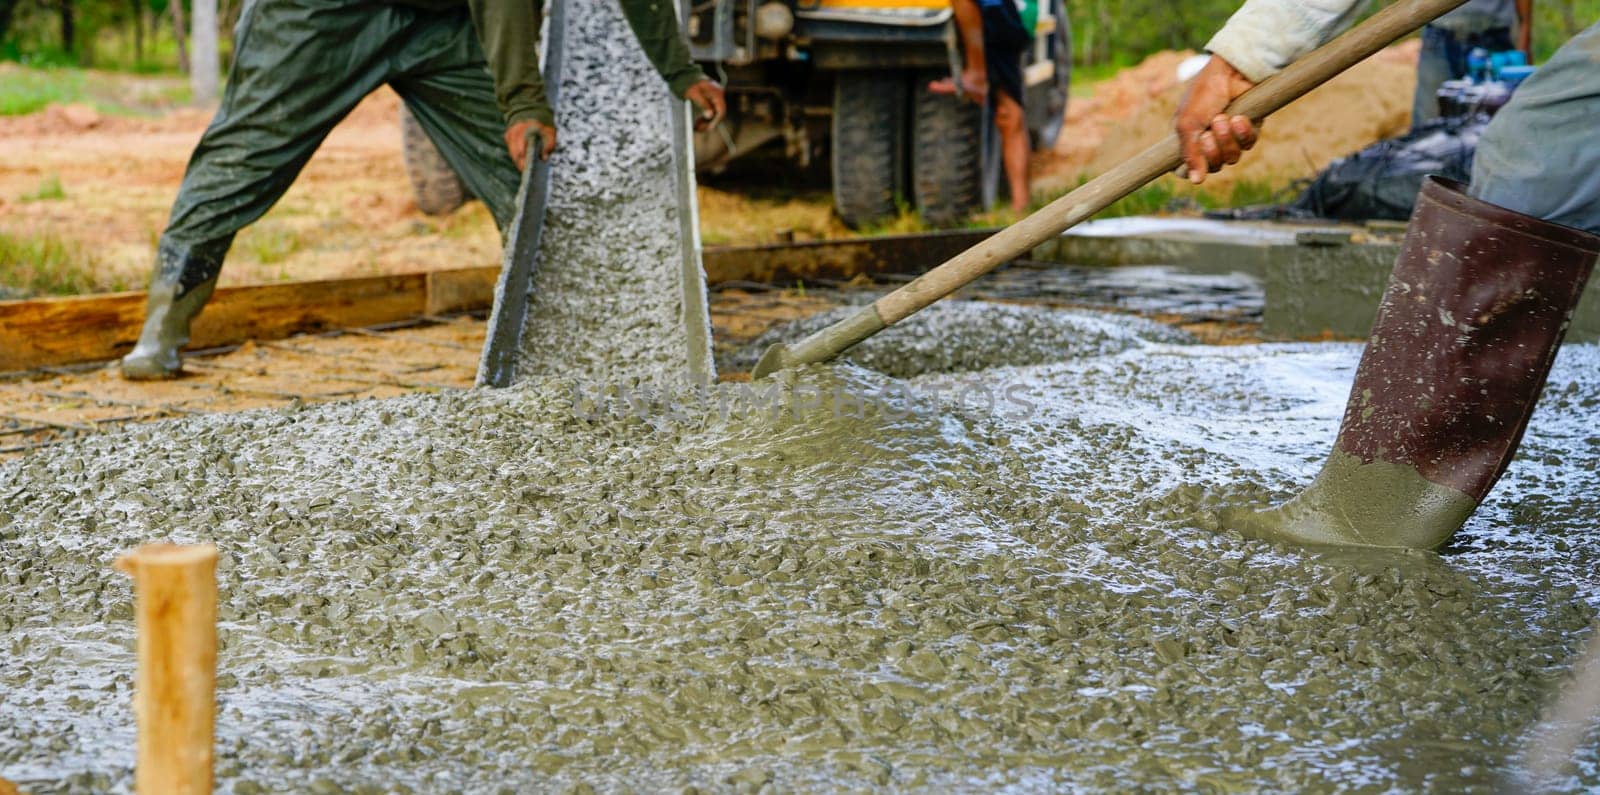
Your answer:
993,91 -> 1029,213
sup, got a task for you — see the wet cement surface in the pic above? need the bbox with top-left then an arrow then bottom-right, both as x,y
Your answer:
722,301 -> 1190,378
508,0 -> 711,384
3,308 -> 1599,792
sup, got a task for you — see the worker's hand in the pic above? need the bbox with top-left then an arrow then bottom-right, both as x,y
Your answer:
505,119 -> 557,171
928,69 -> 988,105
685,79 -> 727,131
1174,56 -> 1258,184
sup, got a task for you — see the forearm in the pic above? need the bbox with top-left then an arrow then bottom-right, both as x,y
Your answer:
1205,0 -> 1368,82
467,0 -> 553,126
951,0 -> 984,73
618,0 -> 708,98
1516,0 -> 1533,52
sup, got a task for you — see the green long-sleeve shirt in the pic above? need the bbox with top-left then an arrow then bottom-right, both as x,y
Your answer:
399,0 -> 707,127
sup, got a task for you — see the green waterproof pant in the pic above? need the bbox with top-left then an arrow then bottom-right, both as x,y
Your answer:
156,0 -> 521,294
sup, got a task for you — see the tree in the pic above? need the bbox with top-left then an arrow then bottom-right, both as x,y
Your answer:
130,0 -> 143,63
169,0 -> 187,72
59,0 -> 74,53
0,0 -> 18,44
190,0 -> 214,101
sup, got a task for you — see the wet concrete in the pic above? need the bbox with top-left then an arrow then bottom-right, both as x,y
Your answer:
723,300 -> 1189,378
3,301 -> 1599,792
959,262 -> 1262,320
1037,217 -> 1600,342
507,0 -> 712,384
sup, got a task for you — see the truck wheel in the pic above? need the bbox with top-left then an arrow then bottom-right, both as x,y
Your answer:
911,72 -> 985,227
399,104 -> 470,217
831,72 -> 907,230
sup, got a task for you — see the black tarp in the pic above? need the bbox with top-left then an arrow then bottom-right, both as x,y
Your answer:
1210,114 -> 1489,222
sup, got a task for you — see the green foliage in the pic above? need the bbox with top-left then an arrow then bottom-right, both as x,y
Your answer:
1,0 -> 241,72
21,174 -> 66,201
0,229 -> 117,297
1030,176 -> 1289,221
1531,0 -> 1597,61
0,63 -> 189,115
856,198 -> 932,237
1066,0 -> 1600,68
0,65 -> 85,114
237,223 -> 301,265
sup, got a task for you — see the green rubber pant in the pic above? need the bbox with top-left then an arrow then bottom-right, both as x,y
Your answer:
156,0 -> 522,294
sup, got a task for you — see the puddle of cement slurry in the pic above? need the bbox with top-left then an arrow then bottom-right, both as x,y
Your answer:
3,306 -> 1599,793
505,0 -> 712,385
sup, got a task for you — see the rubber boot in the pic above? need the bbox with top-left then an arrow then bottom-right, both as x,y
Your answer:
120,246 -> 221,380
1227,177 -> 1600,550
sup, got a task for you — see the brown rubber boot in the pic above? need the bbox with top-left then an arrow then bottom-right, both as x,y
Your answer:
1227,177 -> 1600,549
120,247 -> 221,380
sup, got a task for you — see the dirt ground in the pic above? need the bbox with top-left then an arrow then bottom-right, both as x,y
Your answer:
0,82 -> 855,295
0,86 -> 504,293
0,285 -> 843,458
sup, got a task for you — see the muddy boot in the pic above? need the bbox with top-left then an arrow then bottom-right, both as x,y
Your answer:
120,246 -> 221,380
1226,177 -> 1600,550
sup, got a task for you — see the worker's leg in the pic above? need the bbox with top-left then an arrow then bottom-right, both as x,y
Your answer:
978,2 -> 1032,214
1224,26 -> 1600,550
1224,176 -> 1598,549
388,6 -> 523,230
123,0 -> 418,378
1470,22 -> 1600,234
1410,25 -> 1458,128
993,91 -> 1029,213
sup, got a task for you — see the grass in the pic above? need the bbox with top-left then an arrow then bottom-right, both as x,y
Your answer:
0,66 -> 88,115
0,63 -> 191,117
236,224 -> 301,265
1019,175 -> 1289,221
0,229 -> 121,298
21,175 -> 66,202
856,199 -> 937,237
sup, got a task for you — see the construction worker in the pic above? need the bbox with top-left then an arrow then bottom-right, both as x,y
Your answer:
1413,0 -> 1532,127
931,0 -> 1033,214
1177,5 -> 1599,549
120,0 -> 726,380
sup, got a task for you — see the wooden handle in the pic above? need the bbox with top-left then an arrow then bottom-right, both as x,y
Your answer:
873,0 -> 1468,325
116,543 -> 219,795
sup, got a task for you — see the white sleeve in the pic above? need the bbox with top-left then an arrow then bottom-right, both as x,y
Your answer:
1204,0 -> 1370,83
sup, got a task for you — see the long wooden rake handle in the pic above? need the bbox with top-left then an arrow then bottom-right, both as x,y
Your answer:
752,0 -> 1469,379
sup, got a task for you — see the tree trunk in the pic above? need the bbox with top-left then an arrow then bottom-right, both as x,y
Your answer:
132,0 -> 145,64
171,0 -> 190,74
0,0 -> 19,45
191,0 -> 218,102
60,0 -> 76,54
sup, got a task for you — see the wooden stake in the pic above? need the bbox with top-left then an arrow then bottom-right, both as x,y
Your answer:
114,543 -> 218,795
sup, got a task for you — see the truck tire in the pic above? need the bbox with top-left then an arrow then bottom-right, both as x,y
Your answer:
399,104 -> 470,217
911,72 -> 984,227
831,72 -> 907,230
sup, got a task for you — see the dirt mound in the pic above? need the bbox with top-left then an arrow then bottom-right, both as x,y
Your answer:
1035,39 -> 1421,196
